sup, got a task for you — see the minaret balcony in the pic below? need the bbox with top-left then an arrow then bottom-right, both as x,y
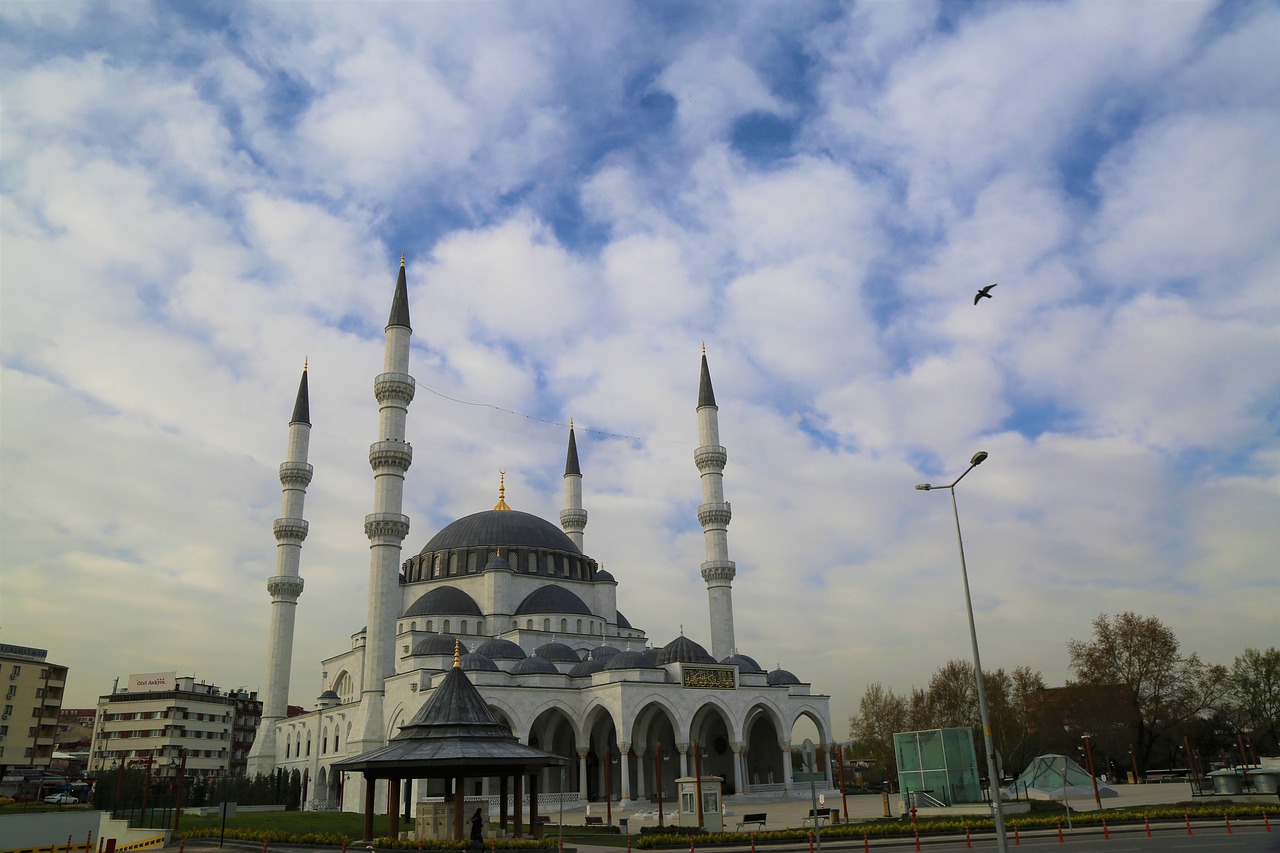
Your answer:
365,512 -> 410,541
278,461 -> 314,487
374,372 -> 416,405
700,559 -> 737,583
694,445 -> 727,472
266,575 -> 305,600
697,501 -> 732,527
559,507 -> 588,529
273,518 -> 310,542
368,440 -> 413,471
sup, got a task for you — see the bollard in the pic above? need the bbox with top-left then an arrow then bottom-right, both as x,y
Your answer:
342,840 -> 348,853
690,836 -> 695,853
808,831 -> 814,853
1057,820 -> 1064,843
751,836 -> 755,853
1013,821 -> 1021,846
179,843 -> 185,853
1185,812 -> 1193,835
86,832 -> 94,853
1265,811 -> 1272,832
914,827 -> 921,851
419,839 -> 423,852
262,840 -> 269,853
1224,811 -> 1232,834
1102,817 -> 1109,840
863,831 -> 869,852
965,823 -> 972,848
627,834 -> 631,853
67,834 -> 73,853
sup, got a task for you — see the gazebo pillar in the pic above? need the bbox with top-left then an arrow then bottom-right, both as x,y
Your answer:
529,770 -> 539,836
388,777 -> 400,838
513,771 -> 524,838
453,774 -> 465,840
363,775 -> 375,842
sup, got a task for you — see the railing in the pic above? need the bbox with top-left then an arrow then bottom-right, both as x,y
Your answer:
908,790 -> 948,808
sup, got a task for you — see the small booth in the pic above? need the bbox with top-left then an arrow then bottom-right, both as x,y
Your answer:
1207,768 -> 1243,795
676,776 -> 723,832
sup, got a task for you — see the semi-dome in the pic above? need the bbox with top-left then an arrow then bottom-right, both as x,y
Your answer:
604,651 -> 657,670
767,667 -> 801,686
510,656 -> 560,676
420,509 -> 580,555
413,635 -> 468,656
514,585 -> 592,616
460,652 -> 499,672
616,611 -> 633,629
595,568 -> 616,582
535,642 -> 581,663
721,654 -> 763,673
657,636 -> 716,665
568,658 -> 606,677
474,638 -> 527,661
404,586 -> 483,618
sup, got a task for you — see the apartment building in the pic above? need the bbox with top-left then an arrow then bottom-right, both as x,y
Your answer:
0,644 -> 68,777
88,673 -> 261,778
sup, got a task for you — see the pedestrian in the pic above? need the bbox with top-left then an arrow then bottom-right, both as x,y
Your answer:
470,807 -> 484,851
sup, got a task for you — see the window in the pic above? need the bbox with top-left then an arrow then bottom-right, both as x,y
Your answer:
5,686 -> 14,699
35,688 -> 44,698
461,620 -> 468,634
0,725 -> 7,736
28,727 -> 36,737
10,666 -> 19,678
306,736 -> 311,756
40,668 -> 49,678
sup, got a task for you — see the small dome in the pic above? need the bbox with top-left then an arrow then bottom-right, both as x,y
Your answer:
515,585 -> 593,616
604,650 -> 657,670
460,653 -> 500,672
589,645 -> 621,662
721,654 -> 763,673
657,636 -> 716,665
568,658 -> 606,677
510,657 -> 560,676
767,667 -> 801,686
642,647 -> 661,664
404,586 -> 483,618
535,642 -> 581,663
595,568 -> 615,582
616,610 -> 633,629
485,552 -> 513,572
412,635 -> 468,656
318,689 -> 340,699
474,638 -> 527,660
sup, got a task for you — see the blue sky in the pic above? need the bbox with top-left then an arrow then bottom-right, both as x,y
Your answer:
2,0 -> 1277,730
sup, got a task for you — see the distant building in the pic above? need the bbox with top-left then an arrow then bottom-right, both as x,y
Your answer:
87,673 -> 262,778
0,643 -> 68,779
56,708 -> 97,751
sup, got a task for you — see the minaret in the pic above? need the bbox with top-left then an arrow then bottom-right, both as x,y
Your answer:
246,363 -> 312,775
695,347 -> 737,659
560,420 -> 587,549
351,257 -> 415,753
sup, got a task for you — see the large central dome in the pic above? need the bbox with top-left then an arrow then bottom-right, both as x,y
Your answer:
419,509 -> 580,555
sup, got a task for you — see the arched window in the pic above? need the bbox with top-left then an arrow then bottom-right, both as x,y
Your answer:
543,618 -> 551,632
561,618 -> 568,632
526,620 -> 533,630
411,621 -> 416,631
577,619 -> 583,633
334,730 -> 339,751
285,737 -> 291,758
322,727 -> 329,754
443,619 -> 450,633
477,620 -> 484,635
461,620 -> 468,635
306,735 -> 311,756
425,620 -> 433,633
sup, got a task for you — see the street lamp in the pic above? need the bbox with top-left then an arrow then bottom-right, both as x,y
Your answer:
916,450 -> 1008,853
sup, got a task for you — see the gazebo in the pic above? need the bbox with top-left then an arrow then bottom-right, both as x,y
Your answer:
335,643 -> 565,842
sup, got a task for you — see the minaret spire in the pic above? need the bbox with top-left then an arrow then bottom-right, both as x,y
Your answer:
246,362 -> 314,775
560,420 -> 587,549
695,348 -> 737,659
352,260 -> 416,756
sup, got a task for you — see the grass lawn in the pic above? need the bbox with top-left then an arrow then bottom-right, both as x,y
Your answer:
177,810 -> 411,838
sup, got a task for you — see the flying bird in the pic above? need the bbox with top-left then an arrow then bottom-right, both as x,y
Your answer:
974,283 -> 997,304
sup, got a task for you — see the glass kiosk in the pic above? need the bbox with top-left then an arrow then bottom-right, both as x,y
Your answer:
676,776 -> 723,832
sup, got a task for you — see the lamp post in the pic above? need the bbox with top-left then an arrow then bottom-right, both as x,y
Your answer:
916,450 -> 1008,853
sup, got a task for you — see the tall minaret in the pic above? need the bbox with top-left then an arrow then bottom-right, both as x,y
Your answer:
246,363 -> 312,775
560,420 -> 587,549
695,347 -> 737,659
351,257 -> 415,753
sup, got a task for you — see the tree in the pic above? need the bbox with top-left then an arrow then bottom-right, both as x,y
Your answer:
1230,647 -> 1280,754
847,682 -> 912,784
1067,612 -> 1228,775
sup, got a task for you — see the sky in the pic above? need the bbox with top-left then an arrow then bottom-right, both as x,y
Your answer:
2,0 -> 1277,735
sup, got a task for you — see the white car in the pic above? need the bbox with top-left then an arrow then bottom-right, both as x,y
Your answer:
44,793 -> 79,805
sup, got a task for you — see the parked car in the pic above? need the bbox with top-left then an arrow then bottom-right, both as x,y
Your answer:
44,793 -> 79,804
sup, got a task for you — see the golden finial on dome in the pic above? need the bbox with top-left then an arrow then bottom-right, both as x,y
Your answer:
453,638 -> 461,669
303,357 -> 308,371
493,470 -> 510,511
401,252 -> 406,267
702,341 -> 706,356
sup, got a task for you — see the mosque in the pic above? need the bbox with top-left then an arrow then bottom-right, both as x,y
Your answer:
244,260 -> 835,812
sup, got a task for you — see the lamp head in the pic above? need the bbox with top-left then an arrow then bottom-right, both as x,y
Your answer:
970,451 -> 989,465
915,483 -> 932,491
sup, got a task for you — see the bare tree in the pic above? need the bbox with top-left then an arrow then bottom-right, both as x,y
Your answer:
1067,612 -> 1227,775
848,682 -> 911,784
1230,647 -> 1280,753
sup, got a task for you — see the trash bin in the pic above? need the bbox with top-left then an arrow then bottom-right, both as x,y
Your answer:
618,817 -> 629,834
1208,769 -> 1243,795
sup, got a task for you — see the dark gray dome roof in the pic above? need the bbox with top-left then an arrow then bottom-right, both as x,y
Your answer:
595,568 -> 615,582
657,636 -> 716,665
474,638 -> 527,660
642,647 -> 661,664
604,650 -> 657,670
616,610 -> 632,629
514,585 -> 592,616
721,654 -> 763,673
569,658 -> 606,677
535,642 -> 581,663
318,689 -> 339,699
404,586 -> 483,618
484,551 -> 513,571
460,653 -> 499,672
589,645 -> 621,662
420,509 -> 580,555
767,667 -> 801,686
413,635 -> 468,656
510,656 -> 560,676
